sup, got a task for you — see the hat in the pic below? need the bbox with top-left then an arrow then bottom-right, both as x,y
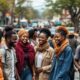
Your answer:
18,29 -> 28,38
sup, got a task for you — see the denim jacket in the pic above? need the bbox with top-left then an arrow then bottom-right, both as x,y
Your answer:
49,45 -> 74,80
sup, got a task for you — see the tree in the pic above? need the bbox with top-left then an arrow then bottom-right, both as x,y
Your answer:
0,0 -> 9,12
14,0 -> 39,19
15,7 -> 39,19
45,0 -> 80,32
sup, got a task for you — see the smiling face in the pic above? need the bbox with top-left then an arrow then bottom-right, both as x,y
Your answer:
54,32 -> 64,46
38,32 -> 48,45
20,33 -> 29,44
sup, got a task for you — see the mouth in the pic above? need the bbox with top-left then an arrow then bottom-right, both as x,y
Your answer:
23,40 -> 27,43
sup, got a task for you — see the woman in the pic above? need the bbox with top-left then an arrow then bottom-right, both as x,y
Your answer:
29,29 -> 38,47
49,26 -> 74,80
15,29 -> 35,80
35,28 -> 54,80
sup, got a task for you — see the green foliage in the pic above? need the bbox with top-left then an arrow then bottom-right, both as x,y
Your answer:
0,0 -> 9,12
15,6 -> 39,19
45,0 -> 80,31
45,0 -> 80,14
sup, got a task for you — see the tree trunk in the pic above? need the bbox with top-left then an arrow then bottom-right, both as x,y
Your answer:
71,17 -> 79,32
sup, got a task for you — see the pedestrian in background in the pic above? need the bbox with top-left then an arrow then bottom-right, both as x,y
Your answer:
68,33 -> 78,55
29,29 -> 38,47
74,44 -> 80,78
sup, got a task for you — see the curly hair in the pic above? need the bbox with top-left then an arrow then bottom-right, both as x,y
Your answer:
56,26 -> 68,37
40,28 -> 51,38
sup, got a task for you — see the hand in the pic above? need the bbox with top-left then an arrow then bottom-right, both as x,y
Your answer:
77,66 -> 80,72
37,68 -> 43,73
32,75 -> 35,80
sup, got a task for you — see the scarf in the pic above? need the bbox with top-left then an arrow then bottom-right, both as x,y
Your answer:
15,40 -> 35,75
54,39 -> 69,57
36,42 -> 49,52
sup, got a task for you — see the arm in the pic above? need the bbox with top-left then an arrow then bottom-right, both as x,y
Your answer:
2,63 -> 8,80
15,67 -> 21,80
42,65 -> 52,71
31,64 -> 36,80
74,46 -> 80,70
42,48 -> 54,71
0,49 -> 8,80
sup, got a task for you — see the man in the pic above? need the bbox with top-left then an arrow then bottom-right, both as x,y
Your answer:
49,26 -> 74,80
0,28 -> 17,80
68,33 -> 78,55
74,45 -> 80,72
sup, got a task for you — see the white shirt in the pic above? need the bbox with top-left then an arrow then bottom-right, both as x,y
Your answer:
36,52 -> 43,68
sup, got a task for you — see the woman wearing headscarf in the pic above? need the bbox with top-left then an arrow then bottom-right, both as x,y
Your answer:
15,29 -> 35,80
35,28 -> 54,80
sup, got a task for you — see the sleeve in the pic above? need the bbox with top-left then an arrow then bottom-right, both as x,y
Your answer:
0,49 -> 5,63
14,50 -> 17,64
74,46 -> 80,60
56,47 -> 73,80
42,48 -> 54,71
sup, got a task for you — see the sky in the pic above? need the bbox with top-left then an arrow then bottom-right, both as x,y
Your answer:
32,0 -> 46,11
15,0 -> 56,12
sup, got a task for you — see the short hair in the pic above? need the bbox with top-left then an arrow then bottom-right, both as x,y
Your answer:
4,26 -> 13,32
56,26 -> 68,38
4,31 -> 16,39
40,28 -> 51,38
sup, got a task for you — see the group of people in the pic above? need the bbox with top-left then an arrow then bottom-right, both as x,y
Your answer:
0,25 -> 80,80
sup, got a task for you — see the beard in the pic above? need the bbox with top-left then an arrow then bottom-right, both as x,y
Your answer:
9,42 -> 15,48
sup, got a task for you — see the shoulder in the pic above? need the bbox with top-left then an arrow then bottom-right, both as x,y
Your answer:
48,47 -> 54,52
65,45 -> 72,51
47,47 -> 54,56
77,45 -> 80,49
28,43 -> 34,49
75,45 -> 80,53
64,45 -> 73,56
0,48 -> 5,55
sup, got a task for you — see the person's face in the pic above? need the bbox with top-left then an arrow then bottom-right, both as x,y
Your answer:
54,33 -> 64,46
6,34 -> 17,48
38,33 -> 47,45
11,34 -> 17,43
20,33 -> 29,44
33,31 -> 37,40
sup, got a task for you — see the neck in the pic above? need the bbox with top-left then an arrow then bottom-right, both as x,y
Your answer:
58,39 -> 66,47
39,42 -> 47,47
6,42 -> 12,49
